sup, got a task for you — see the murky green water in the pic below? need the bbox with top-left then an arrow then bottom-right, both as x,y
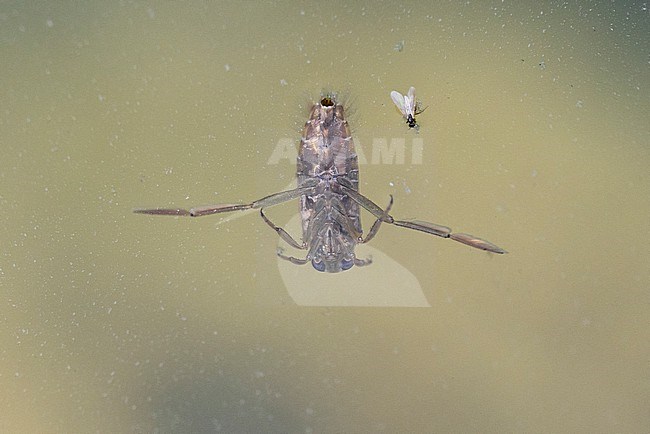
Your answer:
2,1 -> 648,432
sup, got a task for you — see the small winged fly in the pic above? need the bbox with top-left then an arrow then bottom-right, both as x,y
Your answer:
135,93 -> 506,273
390,86 -> 427,130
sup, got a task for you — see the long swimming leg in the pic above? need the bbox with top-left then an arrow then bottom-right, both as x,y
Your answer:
340,185 -> 507,254
134,181 -> 318,218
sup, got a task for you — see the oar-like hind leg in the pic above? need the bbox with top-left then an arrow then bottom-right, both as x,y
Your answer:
341,185 -> 507,254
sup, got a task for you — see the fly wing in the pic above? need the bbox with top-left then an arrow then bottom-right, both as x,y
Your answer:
407,86 -> 416,100
390,91 -> 407,115
404,87 -> 416,115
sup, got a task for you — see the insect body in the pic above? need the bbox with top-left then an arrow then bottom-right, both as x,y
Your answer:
135,94 -> 506,273
390,86 -> 427,130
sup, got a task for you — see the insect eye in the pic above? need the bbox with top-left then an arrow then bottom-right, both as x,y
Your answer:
341,258 -> 354,270
311,259 -> 326,272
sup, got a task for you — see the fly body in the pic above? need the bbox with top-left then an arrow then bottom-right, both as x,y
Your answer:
391,86 -> 427,130
135,92 -> 506,273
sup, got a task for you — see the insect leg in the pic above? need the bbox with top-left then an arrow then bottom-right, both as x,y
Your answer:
133,208 -> 192,216
354,257 -> 373,267
276,248 -> 310,265
448,233 -> 507,254
134,183 -> 317,218
341,185 -> 507,254
259,208 -> 305,250
391,219 -> 451,237
360,195 -> 394,244
250,183 -> 317,209
340,185 -> 394,223
392,220 -> 507,253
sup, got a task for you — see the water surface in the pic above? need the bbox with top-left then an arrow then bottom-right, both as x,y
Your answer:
1,1 -> 648,432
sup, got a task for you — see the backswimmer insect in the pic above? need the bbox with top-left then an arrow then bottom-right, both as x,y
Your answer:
135,93 -> 506,273
390,86 -> 427,130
